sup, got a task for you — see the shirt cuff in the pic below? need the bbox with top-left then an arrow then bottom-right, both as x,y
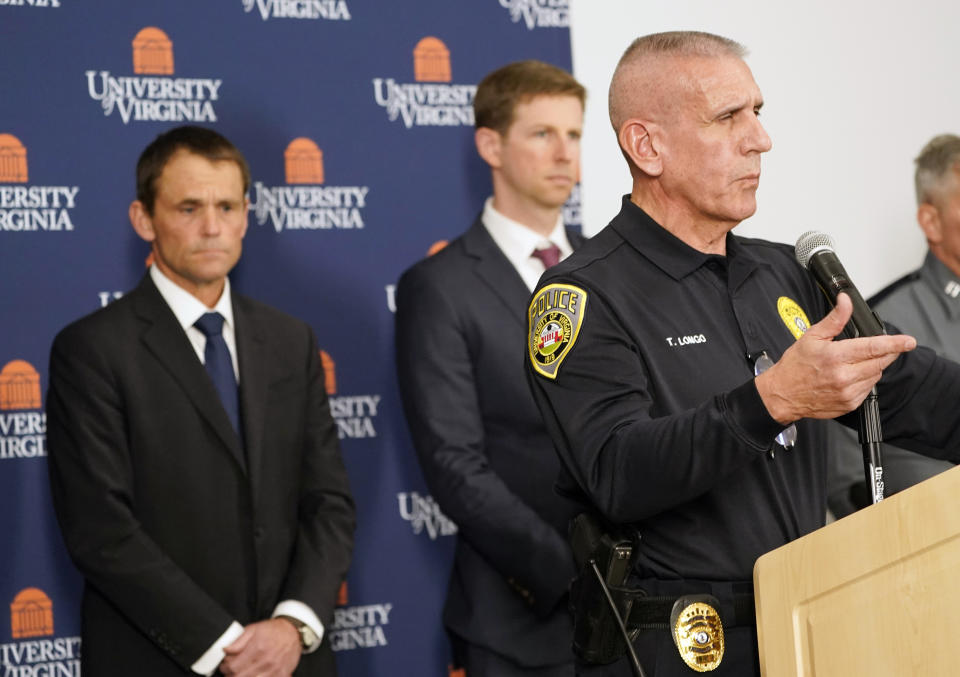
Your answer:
191,621 -> 244,675
273,600 -> 325,653
723,378 -> 789,451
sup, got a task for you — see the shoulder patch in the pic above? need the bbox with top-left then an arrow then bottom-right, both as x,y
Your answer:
777,296 -> 811,340
528,283 -> 588,379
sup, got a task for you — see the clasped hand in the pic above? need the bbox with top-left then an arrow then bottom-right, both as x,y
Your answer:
219,618 -> 302,677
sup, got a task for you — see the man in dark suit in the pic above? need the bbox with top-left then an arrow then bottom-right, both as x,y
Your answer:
395,61 -> 586,677
46,126 -> 355,677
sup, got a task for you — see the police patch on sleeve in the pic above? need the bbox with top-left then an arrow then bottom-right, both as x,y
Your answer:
528,283 -> 587,379
777,296 -> 811,340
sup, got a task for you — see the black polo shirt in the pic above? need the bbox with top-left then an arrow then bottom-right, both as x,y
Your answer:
527,197 -> 954,583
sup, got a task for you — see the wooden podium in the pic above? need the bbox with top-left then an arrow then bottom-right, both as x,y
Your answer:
753,465 -> 960,676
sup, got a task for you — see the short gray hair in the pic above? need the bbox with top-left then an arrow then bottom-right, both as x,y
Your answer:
608,31 -> 746,132
915,134 -> 960,206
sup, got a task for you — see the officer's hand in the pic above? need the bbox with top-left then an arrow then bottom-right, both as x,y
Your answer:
755,293 -> 916,425
219,618 -> 301,677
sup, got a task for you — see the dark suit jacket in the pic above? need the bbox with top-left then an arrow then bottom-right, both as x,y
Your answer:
395,218 -> 585,667
46,274 -> 355,676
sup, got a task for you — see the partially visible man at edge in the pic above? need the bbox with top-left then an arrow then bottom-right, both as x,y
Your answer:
526,32 -> 960,676
396,60 -> 586,676
46,125 -> 355,677
828,133 -> 960,516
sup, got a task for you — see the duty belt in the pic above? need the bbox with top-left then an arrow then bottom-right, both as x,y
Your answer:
613,582 -> 754,672
570,574 -> 756,670
618,587 -> 756,632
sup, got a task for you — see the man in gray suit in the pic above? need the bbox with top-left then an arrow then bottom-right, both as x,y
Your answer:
395,61 -> 586,676
47,126 -> 355,676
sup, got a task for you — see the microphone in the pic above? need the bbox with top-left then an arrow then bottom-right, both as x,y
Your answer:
794,231 -> 884,338
795,230 -> 886,505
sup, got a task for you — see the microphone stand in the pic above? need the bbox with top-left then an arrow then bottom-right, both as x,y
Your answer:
858,386 -> 885,504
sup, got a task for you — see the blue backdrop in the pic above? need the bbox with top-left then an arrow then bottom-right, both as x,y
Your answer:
0,1 -> 573,675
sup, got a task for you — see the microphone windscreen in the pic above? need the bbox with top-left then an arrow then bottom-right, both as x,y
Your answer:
794,231 -> 836,269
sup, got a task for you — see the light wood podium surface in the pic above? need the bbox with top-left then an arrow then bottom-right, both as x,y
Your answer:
754,464 -> 960,676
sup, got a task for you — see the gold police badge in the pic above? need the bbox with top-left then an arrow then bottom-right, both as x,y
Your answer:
777,296 -> 811,340
670,597 -> 725,672
528,283 -> 587,380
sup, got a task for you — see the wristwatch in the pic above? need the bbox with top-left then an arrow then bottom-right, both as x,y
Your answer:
277,615 -> 319,651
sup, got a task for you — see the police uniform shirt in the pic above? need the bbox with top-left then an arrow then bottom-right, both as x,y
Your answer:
527,197 -> 958,584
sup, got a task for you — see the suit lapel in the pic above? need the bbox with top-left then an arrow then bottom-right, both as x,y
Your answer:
133,275 -> 247,473
461,220 -> 588,324
462,219 -> 530,326
234,295 -> 268,503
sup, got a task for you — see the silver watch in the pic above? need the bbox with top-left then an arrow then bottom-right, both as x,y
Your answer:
278,615 -> 318,650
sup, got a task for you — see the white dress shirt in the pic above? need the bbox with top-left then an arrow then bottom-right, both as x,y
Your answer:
149,265 -> 239,381
480,197 -> 573,292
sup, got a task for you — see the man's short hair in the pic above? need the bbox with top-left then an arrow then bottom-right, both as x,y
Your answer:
608,31 -> 746,133
474,60 -> 585,135
136,125 -> 251,214
914,134 -> 960,206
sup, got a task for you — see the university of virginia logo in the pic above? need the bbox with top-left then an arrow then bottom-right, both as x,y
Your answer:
250,138 -> 370,232
397,491 -> 457,540
241,0 -> 351,20
329,582 -> 392,652
320,351 -> 380,440
85,27 -> 223,124
0,134 -> 79,232
372,37 -> 477,129
498,0 -> 570,29
0,360 -> 47,459
2,588 -> 81,672
0,0 -> 60,6
0,135 -> 27,184
10,589 -> 53,639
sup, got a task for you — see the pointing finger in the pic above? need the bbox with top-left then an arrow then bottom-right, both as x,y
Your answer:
839,334 -> 917,363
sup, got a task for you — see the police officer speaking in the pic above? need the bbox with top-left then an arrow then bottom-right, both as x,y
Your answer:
526,31 -> 960,676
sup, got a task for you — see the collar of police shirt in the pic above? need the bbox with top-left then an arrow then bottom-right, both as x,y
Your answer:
923,250 -> 960,316
481,196 -> 573,292
149,264 -> 240,382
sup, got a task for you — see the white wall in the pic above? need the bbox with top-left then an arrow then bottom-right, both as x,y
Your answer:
570,1 -> 960,295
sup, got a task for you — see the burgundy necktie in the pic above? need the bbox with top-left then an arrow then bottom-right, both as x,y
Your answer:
531,243 -> 562,269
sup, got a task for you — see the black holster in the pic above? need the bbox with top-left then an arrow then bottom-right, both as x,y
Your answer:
568,512 -> 641,664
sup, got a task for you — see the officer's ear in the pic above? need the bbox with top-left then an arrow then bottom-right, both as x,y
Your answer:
129,200 -> 156,243
475,127 -> 503,170
619,119 -> 662,178
917,202 -> 942,245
